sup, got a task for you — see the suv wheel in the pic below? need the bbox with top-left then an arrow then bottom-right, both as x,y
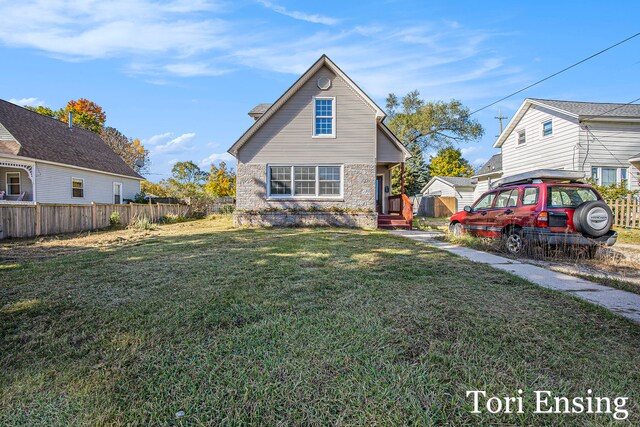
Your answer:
504,228 -> 525,256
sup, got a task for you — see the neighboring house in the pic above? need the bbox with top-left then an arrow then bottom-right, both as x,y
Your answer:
420,176 -> 475,211
228,55 -> 411,227
472,153 -> 502,201
0,99 -> 143,204
494,98 -> 640,191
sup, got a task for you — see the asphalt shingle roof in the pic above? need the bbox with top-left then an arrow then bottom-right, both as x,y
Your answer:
0,99 -> 142,179
475,153 -> 502,176
530,98 -> 640,118
437,176 -> 474,187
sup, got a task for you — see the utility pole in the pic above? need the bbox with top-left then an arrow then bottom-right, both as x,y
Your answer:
494,109 -> 508,137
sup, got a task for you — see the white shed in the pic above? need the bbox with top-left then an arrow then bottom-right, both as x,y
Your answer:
420,176 -> 476,212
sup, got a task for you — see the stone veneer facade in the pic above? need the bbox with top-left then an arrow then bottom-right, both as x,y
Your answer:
233,211 -> 377,228
233,162 -> 377,228
235,162 -> 376,211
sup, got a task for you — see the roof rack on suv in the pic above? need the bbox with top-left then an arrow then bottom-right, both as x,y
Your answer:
491,169 -> 585,188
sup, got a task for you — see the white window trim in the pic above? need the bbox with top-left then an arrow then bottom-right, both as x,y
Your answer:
541,119 -> 553,137
267,165 -> 344,199
5,172 -> 21,196
71,177 -> 85,198
516,128 -> 526,145
591,166 -> 629,188
113,182 -> 123,204
312,96 -> 336,138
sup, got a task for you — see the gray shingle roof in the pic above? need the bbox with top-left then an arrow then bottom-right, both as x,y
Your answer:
248,103 -> 272,116
530,98 -> 640,118
437,176 -> 474,187
0,99 -> 142,179
475,153 -> 502,176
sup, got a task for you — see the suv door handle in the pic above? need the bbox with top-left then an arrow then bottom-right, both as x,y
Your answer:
505,209 -> 513,214
480,211 -> 487,216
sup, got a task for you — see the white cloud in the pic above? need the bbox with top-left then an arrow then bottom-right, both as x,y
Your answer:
8,97 -> 46,107
144,132 -> 197,154
258,1 -> 339,26
144,132 -> 173,146
460,146 -> 478,156
200,151 -> 234,168
0,0 -> 228,60
0,0 -> 524,97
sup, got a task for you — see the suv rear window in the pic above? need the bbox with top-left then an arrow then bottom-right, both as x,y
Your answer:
547,186 -> 598,208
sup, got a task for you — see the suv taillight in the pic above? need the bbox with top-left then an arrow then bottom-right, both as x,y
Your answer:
536,212 -> 548,228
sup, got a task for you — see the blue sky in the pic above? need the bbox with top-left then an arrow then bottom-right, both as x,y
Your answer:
1,0 -> 639,182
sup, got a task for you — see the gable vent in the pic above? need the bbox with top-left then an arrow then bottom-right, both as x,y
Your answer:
317,77 -> 331,90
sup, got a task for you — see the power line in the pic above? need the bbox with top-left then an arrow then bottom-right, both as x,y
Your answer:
469,32 -> 640,115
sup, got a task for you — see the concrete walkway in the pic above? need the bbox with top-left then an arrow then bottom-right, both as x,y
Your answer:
391,230 -> 640,324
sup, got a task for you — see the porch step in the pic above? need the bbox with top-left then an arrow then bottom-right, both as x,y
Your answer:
377,214 -> 412,230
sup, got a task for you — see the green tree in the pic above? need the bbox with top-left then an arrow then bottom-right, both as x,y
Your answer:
385,90 -> 483,192
427,147 -> 475,177
391,142 -> 430,195
204,161 -> 236,197
166,161 -> 208,198
100,126 -> 150,174
25,106 -> 57,118
586,179 -> 638,201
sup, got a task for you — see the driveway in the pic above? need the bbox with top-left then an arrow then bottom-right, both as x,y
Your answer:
391,230 -> 640,324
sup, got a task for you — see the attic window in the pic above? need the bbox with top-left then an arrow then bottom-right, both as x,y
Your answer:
542,120 -> 553,137
518,130 -> 526,145
313,97 -> 335,137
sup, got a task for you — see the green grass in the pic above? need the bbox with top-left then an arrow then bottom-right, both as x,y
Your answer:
1,217 -> 639,425
614,227 -> 640,245
412,216 -> 449,232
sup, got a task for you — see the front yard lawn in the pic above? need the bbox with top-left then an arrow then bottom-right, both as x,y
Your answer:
1,217 -> 639,425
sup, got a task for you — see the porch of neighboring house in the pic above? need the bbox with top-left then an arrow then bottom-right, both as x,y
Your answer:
0,159 -> 35,203
376,161 -> 412,229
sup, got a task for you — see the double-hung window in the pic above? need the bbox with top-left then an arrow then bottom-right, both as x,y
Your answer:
313,97 -> 335,137
72,178 -> 84,198
268,165 -> 342,197
517,130 -> 526,145
6,172 -> 20,195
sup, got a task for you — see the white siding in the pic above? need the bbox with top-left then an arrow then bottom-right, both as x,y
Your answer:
501,105 -> 580,176
35,162 -> 140,204
423,179 -> 456,197
473,178 -> 489,202
578,122 -> 640,190
423,178 -> 475,212
456,189 -> 475,210
237,65 -> 377,164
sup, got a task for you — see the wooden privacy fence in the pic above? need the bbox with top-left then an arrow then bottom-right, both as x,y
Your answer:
415,196 -> 458,217
0,202 -> 189,240
609,194 -> 640,229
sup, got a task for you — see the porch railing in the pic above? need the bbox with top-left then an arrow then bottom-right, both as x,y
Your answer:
387,194 -> 414,227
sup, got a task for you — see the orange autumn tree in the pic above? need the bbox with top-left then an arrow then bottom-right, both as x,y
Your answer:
60,98 -> 107,133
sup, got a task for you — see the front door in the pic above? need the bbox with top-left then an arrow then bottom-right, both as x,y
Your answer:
375,176 -> 383,213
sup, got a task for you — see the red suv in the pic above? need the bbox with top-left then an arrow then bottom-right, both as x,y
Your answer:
449,173 -> 617,256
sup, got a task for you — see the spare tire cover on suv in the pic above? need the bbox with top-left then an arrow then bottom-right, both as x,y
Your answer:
573,200 -> 613,237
